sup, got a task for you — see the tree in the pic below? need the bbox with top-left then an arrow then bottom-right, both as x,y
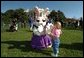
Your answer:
57,10 -> 66,22
14,8 -> 28,22
5,9 -> 15,18
48,10 -> 66,22
2,9 -> 15,24
79,17 -> 83,28
48,10 -> 57,23
57,10 -> 66,27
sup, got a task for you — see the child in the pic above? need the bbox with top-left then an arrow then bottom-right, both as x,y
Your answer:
48,21 -> 62,57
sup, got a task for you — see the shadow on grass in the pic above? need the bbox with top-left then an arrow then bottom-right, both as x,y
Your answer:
1,41 -> 83,56
6,29 -> 12,32
1,40 -> 51,56
6,29 -> 17,32
60,43 -> 83,51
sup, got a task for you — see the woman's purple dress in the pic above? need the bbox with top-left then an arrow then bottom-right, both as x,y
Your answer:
31,33 -> 51,49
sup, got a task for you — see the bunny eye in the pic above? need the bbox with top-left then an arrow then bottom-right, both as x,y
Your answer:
42,20 -> 46,22
36,20 -> 39,22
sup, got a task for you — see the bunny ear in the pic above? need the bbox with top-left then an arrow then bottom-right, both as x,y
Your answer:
45,8 -> 49,12
44,8 -> 50,17
34,7 -> 40,17
46,11 -> 50,16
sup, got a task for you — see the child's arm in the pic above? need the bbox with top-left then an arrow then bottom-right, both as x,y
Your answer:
48,33 -> 56,39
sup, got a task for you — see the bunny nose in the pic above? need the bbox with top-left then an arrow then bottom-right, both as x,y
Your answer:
40,23 -> 43,25
39,22 -> 43,25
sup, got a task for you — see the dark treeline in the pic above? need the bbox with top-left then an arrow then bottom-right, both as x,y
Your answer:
1,8 -> 83,29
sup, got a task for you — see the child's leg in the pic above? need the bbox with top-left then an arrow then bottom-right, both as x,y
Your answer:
52,40 -> 57,54
52,38 -> 60,54
55,43 -> 60,54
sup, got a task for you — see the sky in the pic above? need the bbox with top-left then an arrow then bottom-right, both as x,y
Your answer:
1,1 -> 83,19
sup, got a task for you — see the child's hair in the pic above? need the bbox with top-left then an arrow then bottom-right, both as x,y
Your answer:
54,21 -> 62,29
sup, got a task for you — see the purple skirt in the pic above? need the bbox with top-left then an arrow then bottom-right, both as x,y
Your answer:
31,34 -> 52,49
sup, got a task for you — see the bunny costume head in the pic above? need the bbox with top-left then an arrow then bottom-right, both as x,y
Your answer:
32,6 -> 51,36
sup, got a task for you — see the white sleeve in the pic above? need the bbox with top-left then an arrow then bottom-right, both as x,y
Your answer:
33,26 -> 41,36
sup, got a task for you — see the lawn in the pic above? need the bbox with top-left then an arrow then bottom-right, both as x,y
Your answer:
1,27 -> 83,57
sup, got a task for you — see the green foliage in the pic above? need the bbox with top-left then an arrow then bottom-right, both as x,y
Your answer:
48,10 -> 57,22
49,10 -> 66,23
57,10 -> 66,21
14,8 -> 24,18
2,15 -> 10,24
5,9 -> 15,18
1,8 -> 28,23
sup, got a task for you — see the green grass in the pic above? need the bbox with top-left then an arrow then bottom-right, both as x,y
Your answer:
1,27 -> 83,57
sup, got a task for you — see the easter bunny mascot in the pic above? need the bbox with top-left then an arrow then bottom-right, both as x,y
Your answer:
31,6 -> 52,50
